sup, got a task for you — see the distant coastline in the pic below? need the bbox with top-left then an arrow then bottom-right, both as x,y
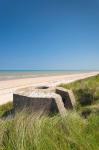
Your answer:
0,70 -> 97,81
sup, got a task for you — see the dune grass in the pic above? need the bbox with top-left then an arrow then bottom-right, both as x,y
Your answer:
0,112 -> 99,150
0,102 -> 13,117
60,75 -> 99,116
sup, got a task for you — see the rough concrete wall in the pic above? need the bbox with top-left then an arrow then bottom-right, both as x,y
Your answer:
53,94 -> 67,116
13,86 -> 75,116
56,87 -> 76,109
13,94 -> 59,115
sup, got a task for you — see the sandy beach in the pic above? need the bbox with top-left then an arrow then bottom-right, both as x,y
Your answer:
0,72 -> 98,105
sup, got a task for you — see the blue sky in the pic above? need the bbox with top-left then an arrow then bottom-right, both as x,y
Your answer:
0,0 -> 99,70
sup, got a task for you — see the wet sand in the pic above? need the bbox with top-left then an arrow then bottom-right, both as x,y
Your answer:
0,72 -> 98,105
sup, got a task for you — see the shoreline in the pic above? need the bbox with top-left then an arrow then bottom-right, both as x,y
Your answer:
0,71 -> 99,105
0,70 -> 94,81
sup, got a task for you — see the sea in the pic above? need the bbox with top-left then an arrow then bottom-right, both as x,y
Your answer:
0,70 -> 93,81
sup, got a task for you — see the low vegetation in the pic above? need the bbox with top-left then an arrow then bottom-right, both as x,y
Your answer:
0,102 -> 13,117
0,75 -> 99,149
0,112 -> 99,150
61,74 -> 99,116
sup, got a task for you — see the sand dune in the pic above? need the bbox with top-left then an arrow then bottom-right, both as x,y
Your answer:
0,72 -> 98,105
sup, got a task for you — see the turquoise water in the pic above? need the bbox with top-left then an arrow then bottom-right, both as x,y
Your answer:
0,70 -> 92,81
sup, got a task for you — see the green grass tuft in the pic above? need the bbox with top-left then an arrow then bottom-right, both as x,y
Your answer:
0,102 -> 13,117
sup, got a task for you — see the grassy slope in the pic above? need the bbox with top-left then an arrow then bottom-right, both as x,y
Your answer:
61,75 -> 99,115
0,75 -> 99,149
0,112 -> 99,150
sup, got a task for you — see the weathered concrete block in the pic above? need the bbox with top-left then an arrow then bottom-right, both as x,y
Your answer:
13,86 -> 76,116
56,87 -> 76,109
13,91 -> 66,116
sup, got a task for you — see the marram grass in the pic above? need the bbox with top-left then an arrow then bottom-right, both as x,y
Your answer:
60,75 -> 99,115
0,112 -> 99,150
0,102 -> 13,117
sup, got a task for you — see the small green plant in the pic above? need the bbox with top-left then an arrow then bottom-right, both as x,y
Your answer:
0,102 -> 13,117
75,88 -> 93,105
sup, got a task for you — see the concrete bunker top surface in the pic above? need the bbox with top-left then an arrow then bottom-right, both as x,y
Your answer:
14,86 -> 56,97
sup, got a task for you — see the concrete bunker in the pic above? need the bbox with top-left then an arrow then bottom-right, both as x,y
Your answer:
13,86 -> 76,116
